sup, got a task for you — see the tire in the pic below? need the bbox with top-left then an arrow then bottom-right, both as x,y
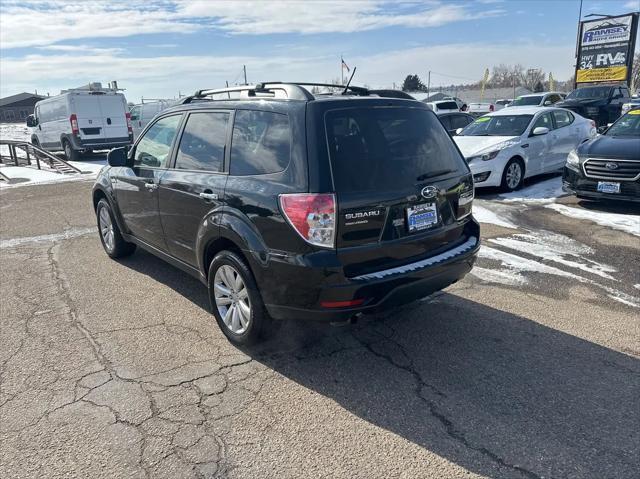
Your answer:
501,158 -> 524,192
96,198 -> 136,259
63,139 -> 80,161
208,250 -> 276,346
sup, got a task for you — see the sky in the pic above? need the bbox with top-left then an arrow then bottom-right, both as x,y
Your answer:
1,0 -> 639,102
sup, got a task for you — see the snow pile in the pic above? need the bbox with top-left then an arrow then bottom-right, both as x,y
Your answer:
472,204 -> 517,229
499,175 -> 566,204
545,203 -> 640,238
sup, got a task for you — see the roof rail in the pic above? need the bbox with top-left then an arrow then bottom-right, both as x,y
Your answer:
178,82 -> 415,104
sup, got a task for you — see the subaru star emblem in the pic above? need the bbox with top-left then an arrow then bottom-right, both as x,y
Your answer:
421,186 -> 438,199
605,162 -> 619,170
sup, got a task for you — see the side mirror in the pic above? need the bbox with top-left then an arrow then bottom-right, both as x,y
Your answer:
543,100 -> 552,106
596,125 -> 608,134
26,115 -> 37,127
455,128 -> 464,135
107,147 -> 130,167
532,127 -> 549,136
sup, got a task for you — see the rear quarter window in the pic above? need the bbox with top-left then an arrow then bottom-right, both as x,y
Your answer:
325,107 -> 468,192
230,110 -> 291,176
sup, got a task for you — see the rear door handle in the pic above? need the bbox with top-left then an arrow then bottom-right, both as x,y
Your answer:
199,191 -> 218,201
144,182 -> 158,191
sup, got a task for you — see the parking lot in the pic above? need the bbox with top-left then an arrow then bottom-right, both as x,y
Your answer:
1,170 -> 638,479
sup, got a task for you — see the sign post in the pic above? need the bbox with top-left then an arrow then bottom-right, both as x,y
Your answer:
575,13 -> 638,88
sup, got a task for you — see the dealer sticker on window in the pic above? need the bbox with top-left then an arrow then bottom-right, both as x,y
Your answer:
597,181 -> 620,194
407,203 -> 438,232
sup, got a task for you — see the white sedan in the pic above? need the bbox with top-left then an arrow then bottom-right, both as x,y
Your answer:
453,106 -> 596,191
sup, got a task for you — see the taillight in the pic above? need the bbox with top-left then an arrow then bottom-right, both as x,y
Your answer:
125,112 -> 133,135
279,193 -> 336,248
69,114 -> 79,135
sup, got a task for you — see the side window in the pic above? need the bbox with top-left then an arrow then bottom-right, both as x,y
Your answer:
175,112 -> 229,172
230,110 -> 291,176
439,116 -> 452,130
129,106 -> 141,121
451,114 -> 472,130
552,110 -> 573,129
134,115 -> 181,168
532,113 -> 553,131
621,88 -> 630,98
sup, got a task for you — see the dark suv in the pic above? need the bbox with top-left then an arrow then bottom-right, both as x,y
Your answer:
556,84 -> 630,127
93,83 -> 480,345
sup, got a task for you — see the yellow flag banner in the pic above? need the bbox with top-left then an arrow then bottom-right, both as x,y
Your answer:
480,68 -> 490,101
576,66 -> 627,83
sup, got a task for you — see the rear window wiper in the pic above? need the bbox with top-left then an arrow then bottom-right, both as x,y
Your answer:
416,169 -> 455,181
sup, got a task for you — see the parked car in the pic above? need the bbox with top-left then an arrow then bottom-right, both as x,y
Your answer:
438,112 -> 475,136
27,84 -> 132,161
467,102 -> 497,116
495,99 -> 512,108
442,96 -> 468,111
563,109 -> 639,203
508,92 -> 566,108
621,98 -> 640,116
556,84 -> 630,127
93,82 -> 480,345
453,107 -> 596,191
423,100 -> 460,114
129,100 -> 176,139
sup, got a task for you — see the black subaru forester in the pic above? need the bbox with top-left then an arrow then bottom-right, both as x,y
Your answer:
93,83 -> 480,345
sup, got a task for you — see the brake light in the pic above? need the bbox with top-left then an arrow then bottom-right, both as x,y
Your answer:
279,193 -> 336,248
69,114 -> 79,135
125,112 -> 133,135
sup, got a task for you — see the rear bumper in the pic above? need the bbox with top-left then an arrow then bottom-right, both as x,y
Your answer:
563,167 -> 640,203
70,135 -> 132,150
258,230 -> 480,322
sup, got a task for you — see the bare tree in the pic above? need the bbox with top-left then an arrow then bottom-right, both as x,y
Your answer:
520,68 -> 546,91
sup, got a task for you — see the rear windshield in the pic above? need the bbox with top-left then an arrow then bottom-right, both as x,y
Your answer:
436,101 -> 458,110
510,96 -> 542,106
325,107 -> 468,192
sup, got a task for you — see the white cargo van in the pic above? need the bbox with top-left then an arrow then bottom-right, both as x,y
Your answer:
129,100 -> 176,139
28,83 -> 133,160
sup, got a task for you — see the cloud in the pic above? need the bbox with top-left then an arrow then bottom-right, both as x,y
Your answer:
1,42 -> 576,101
623,0 -> 639,10
0,1 -> 505,49
0,1 -> 201,49
36,44 -> 125,55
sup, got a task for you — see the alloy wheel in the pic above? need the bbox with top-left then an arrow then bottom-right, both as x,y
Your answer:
214,265 -> 251,334
98,206 -> 115,252
506,162 -> 522,190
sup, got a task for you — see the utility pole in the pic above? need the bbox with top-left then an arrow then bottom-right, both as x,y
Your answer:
426,71 -> 431,99
243,65 -> 247,85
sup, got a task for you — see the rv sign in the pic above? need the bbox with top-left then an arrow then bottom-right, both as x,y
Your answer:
575,13 -> 638,84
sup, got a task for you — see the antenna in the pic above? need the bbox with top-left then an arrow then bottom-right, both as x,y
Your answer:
342,67 -> 357,95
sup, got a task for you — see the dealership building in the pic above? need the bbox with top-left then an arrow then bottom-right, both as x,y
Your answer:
0,92 -> 45,123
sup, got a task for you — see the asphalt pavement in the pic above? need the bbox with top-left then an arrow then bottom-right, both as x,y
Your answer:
1,177 -> 638,478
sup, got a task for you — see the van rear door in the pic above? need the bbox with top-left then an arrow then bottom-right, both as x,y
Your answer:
73,93 -> 106,143
324,106 -> 475,278
97,94 -> 128,140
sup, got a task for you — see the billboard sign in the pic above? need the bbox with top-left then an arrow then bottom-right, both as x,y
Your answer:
576,13 -> 638,84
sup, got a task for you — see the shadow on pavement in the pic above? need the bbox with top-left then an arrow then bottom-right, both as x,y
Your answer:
253,294 -> 639,478
115,251 -> 639,478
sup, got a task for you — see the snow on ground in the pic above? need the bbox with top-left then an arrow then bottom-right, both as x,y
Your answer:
472,204 -> 517,229
477,244 -> 640,308
0,123 -> 105,188
498,175 -> 566,204
545,203 -> 640,238
488,230 -> 617,280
